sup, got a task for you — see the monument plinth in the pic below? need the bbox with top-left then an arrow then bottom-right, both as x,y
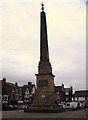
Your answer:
25,2 -> 62,112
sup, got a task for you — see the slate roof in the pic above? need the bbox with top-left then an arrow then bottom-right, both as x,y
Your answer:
2,78 -> 18,88
55,86 -> 63,92
73,90 -> 88,97
23,84 -> 36,93
6,82 -> 18,88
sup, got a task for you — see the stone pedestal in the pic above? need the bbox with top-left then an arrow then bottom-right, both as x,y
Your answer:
33,91 -> 56,106
25,105 -> 62,113
25,73 -> 61,113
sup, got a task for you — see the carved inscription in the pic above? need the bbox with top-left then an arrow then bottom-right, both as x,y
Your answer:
38,80 -> 48,87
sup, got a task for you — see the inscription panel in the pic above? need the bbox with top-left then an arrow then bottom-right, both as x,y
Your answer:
38,80 -> 48,87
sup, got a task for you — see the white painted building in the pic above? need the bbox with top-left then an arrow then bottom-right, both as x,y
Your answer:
73,90 -> 88,102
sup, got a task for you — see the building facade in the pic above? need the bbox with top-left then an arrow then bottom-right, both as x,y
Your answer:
23,82 -> 36,106
73,90 -> 88,102
2,78 -> 36,108
55,84 -> 73,102
2,78 -> 23,105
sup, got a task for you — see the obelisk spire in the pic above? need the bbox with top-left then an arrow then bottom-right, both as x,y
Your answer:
41,1 -> 44,11
38,2 -> 52,74
40,2 -> 49,61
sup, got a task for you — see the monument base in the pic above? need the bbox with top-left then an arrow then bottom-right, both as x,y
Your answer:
24,91 -> 65,113
24,105 -> 65,113
32,91 -> 56,106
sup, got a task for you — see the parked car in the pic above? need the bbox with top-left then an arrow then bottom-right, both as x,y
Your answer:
9,105 -> 14,110
58,102 -> 66,108
14,105 -> 19,110
2,103 -> 9,111
63,102 -> 78,110
83,101 -> 88,108
79,102 -> 85,109
22,105 -> 29,110
9,105 -> 19,110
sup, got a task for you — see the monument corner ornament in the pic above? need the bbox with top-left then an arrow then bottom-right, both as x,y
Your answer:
26,2 -> 60,112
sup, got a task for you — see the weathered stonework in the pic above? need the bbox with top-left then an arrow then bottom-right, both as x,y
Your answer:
36,73 -> 55,92
33,73 -> 56,106
27,3 -> 61,112
33,91 -> 56,106
31,3 -> 57,109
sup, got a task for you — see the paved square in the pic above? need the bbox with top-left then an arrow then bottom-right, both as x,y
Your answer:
1,109 -> 88,119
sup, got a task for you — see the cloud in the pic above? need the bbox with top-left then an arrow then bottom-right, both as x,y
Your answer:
1,1 -> 86,92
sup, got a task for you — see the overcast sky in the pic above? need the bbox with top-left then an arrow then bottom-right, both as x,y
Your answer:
0,0 -> 86,92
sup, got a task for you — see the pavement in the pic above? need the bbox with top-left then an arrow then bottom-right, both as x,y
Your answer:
1,109 -> 88,119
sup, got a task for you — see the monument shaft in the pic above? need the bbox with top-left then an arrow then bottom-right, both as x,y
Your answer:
38,10 -> 52,74
34,3 -> 55,106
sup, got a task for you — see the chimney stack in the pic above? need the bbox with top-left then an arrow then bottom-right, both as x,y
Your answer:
2,78 -> 6,83
28,82 -> 31,85
15,82 -> 18,86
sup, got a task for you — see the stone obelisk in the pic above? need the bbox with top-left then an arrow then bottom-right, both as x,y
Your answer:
34,2 -> 56,107
26,2 -> 59,112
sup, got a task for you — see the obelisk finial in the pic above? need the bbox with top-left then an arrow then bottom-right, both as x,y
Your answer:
41,1 -> 44,11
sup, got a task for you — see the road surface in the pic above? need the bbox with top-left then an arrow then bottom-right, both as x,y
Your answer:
1,109 -> 88,119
